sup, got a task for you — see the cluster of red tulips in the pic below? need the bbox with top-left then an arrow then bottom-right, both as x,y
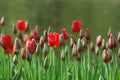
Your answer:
0,16 -> 120,80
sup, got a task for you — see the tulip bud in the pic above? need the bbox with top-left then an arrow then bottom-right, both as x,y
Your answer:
77,38 -> 82,52
44,56 -> 49,70
117,32 -> 120,43
72,44 -> 78,57
13,42 -> 19,54
61,50 -> 66,61
70,35 -> 76,48
95,46 -> 99,55
0,16 -> 5,26
108,28 -> 112,38
43,30 -> 48,42
81,37 -> 87,49
12,24 -> 17,34
85,28 -> 90,41
96,35 -> 102,47
90,42 -> 95,52
40,36 -> 44,48
79,29 -> 84,39
101,39 -> 106,50
108,34 -> 117,49
26,39 -> 37,54
107,49 -> 112,60
118,48 -> 120,58
102,49 -> 108,63
43,44 -> 48,57
35,44 -> 40,56
47,26 -> 51,35
25,21 -> 29,32
13,55 -> 17,64
107,52 -> 112,62
29,26 -> 40,41
59,34 -> 65,46
21,47 -> 26,59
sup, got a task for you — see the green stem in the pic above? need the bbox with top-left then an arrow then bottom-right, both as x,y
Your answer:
88,44 -> 90,71
8,54 -> 11,80
61,61 -> 63,80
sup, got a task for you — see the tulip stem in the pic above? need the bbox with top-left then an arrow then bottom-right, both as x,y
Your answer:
87,44 -> 90,71
8,54 -> 11,80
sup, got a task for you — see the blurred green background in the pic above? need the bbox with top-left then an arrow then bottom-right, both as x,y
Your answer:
0,0 -> 120,41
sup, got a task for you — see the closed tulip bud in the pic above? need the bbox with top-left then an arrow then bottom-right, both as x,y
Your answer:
81,37 -> 87,49
59,34 -> 65,46
0,16 -> 5,26
26,39 -> 37,54
12,24 -> 17,34
35,44 -> 40,56
43,30 -> 48,42
61,28 -> 69,40
44,56 -> 49,70
107,49 -> 112,61
117,32 -> 120,43
72,44 -> 78,57
40,36 -> 44,48
101,39 -> 106,50
118,48 -> 120,58
13,55 -> 17,64
85,28 -> 90,41
77,38 -> 82,52
25,21 -> 29,32
26,49 -> 32,62
29,26 -> 40,41
13,42 -> 19,54
102,49 -> 108,63
47,26 -> 51,35
43,44 -> 48,57
90,42 -> 95,52
21,47 -> 26,59
96,35 -> 102,47
70,35 -> 76,48
79,29 -> 84,39
107,52 -> 112,62
108,34 -> 117,49
108,28 -> 112,38
61,50 -> 66,61
95,46 -> 99,55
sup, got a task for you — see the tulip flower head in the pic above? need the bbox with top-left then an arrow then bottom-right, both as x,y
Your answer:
61,28 -> 69,39
16,20 -> 27,31
26,39 -> 37,54
47,32 -> 60,47
29,26 -> 40,41
0,34 -> 13,54
72,20 -> 82,32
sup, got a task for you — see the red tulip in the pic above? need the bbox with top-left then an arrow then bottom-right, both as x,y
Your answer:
48,32 -> 60,47
0,34 -> 13,54
72,20 -> 82,32
16,20 -> 27,31
26,39 -> 37,54
61,28 -> 69,39
29,27 -> 40,41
